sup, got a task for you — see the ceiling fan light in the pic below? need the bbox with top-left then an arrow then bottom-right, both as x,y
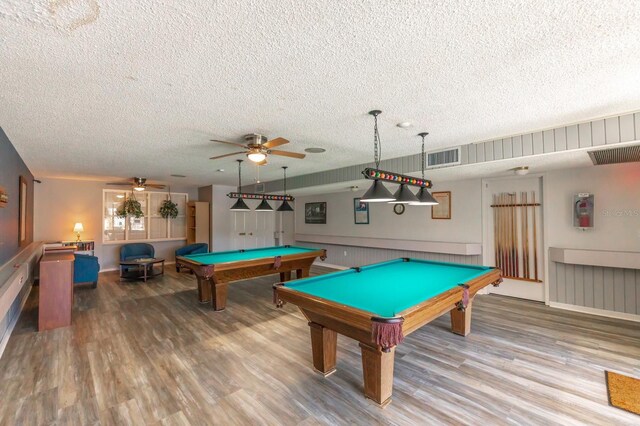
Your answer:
360,180 -> 396,203
409,187 -> 439,205
389,184 -> 419,204
230,198 -> 251,211
255,198 -> 273,211
247,152 -> 267,163
276,200 -> 294,212
133,186 -> 145,191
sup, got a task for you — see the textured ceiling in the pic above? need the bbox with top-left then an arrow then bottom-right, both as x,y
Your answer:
1,0 -> 640,187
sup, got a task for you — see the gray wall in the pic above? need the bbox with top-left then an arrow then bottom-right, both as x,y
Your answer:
0,127 -> 34,265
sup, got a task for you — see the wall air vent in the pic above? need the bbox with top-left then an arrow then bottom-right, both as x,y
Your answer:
255,183 -> 265,193
588,145 -> 640,166
426,147 -> 461,169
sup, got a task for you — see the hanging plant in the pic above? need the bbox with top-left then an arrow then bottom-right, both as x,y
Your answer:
159,199 -> 179,219
116,193 -> 144,218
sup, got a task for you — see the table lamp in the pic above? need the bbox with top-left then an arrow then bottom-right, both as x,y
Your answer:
73,222 -> 84,242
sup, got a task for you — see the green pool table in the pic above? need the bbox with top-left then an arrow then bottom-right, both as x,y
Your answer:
176,245 -> 326,310
273,258 -> 502,406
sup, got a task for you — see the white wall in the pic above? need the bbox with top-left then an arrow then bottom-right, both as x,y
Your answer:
545,162 -> 640,252
34,178 -> 198,270
295,179 -> 483,244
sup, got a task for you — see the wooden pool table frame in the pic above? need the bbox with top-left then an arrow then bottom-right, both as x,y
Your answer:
274,263 -> 502,407
176,247 -> 326,310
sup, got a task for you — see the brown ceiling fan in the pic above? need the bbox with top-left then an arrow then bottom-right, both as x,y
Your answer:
210,133 -> 306,165
106,177 -> 165,191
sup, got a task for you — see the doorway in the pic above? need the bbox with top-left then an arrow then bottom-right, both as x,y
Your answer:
482,176 -> 545,301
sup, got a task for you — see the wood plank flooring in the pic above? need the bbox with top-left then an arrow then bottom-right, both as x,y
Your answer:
0,266 -> 639,425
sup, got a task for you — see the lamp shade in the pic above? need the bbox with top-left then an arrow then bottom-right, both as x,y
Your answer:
360,180 -> 396,202
389,184 -> 419,204
73,223 -> 84,233
276,200 -> 294,212
230,198 -> 251,211
255,199 -> 273,211
410,187 -> 439,205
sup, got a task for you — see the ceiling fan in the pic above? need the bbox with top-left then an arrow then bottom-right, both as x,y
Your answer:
210,133 -> 306,165
106,177 -> 166,191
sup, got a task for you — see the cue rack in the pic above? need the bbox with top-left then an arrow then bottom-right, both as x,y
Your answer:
491,191 -> 542,282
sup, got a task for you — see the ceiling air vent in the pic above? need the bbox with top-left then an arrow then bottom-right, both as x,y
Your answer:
426,147 -> 461,169
588,145 -> 640,166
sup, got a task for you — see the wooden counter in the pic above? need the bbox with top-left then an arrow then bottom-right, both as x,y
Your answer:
39,252 -> 74,331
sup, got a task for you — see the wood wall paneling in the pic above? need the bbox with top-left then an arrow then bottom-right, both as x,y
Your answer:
591,119 -> 606,146
605,117 -> 620,144
619,114 -> 636,142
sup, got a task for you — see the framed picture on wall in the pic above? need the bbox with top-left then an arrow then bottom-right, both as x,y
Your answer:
305,202 -> 327,224
431,191 -> 451,219
353,198 -> 369,224
19,176 -> 27,245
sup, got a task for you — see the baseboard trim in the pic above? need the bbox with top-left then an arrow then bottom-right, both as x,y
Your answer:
0,281 -> 33,359
548,302 -> 640,323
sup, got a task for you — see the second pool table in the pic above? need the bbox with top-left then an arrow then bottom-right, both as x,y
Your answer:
273,258 -> 502,406
177,245 -> 326,310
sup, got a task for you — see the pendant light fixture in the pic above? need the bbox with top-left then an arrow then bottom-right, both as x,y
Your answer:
360,110 -> 396,202
389,183 -> 419,204
230,160 -> 251,211
410,132 -> 439,206
276,166 -> 294,212
255,198 -> 273,211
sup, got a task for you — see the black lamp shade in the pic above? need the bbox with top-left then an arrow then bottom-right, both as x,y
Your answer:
255,199 -> 274,211
276,200 -> 294,212
230,198 -> 251,211
410,187 -> 439,205
360,180 -> 396,202
389,184 -> 419,204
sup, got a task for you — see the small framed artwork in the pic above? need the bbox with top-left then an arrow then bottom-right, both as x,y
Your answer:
305,202 -> 327,224
354,198 -> 369,224
19,176 -> 28,244
431,191 -> 451,219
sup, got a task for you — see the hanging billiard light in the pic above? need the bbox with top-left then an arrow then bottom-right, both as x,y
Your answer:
255,197 -> 274,211
360,110 -> 396,203
389,183 -> 419,204
276,166 -> 294,212
410,132 -> 439,206
230,160 -> 251,211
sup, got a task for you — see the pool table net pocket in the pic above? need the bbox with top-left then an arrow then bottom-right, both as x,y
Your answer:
371,317 -> 404,349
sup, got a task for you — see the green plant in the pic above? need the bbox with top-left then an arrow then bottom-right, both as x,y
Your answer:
116,195 -> 144,218
159,199 -> 179,219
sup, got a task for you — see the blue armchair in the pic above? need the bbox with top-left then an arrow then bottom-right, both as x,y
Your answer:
175,243 -> 208,272
74,254 -> 100,288
120,243 -> 155,273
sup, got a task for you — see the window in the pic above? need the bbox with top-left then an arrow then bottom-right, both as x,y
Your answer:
103,190 -> 188,243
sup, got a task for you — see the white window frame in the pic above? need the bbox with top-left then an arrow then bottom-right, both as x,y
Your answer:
102,189 -> 189,244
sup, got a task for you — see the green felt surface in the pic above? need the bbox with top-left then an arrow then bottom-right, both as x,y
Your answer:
182,246 -> 318,265
284,258 -> 493,317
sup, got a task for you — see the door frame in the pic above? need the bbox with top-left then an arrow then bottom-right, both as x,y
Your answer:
481,173 -> 549,303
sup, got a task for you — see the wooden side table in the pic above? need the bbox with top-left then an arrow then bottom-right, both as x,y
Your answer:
39,252 -> 74,331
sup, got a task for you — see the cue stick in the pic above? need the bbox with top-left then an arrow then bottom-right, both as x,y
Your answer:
523,191 -> 529,279
532,191 -> 539,281
506,192 -> 513,278
511,192 -> 520,277
501,193 -> 507,276
493,194 -> 499,269
509,193 -> 515,278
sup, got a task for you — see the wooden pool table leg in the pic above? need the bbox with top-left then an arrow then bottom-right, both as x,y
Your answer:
450,298 -> 473,336
197,277 -> 212,303
210,281 -> 228,311
296,268 -> 310,279
309,322 -> 337,376
279,271 -> 292,282
359,343 -> 395,407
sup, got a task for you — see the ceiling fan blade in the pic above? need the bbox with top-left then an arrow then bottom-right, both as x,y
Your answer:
268,149 -> 306,159
106,182 -> 133,186
262,137 -> 289,149
210,139 -> 247,148
209,151 -> 246,160
146,184 -> 166,189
